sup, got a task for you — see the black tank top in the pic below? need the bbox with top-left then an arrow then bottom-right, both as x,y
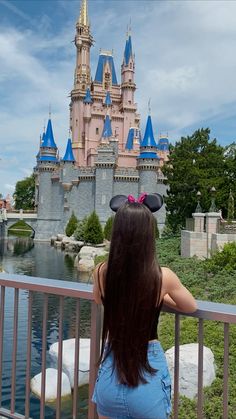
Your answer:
97,262 -> 163,340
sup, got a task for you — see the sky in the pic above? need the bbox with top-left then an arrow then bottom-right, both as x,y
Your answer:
0,0 -> 236,197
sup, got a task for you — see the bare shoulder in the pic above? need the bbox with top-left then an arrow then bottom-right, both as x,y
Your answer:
160,267 -> 181,296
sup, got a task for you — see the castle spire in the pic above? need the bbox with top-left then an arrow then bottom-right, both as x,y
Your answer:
78,0 -> 89,27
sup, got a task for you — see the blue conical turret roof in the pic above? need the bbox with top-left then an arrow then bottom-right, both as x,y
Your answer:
140,115 -> 158,148
83,88 -> 92,104
41,119 -> 57,148
62,138 -> 75,162
124,35 -> 132,65
104,91 -> 112,106
102,115 -> 112,138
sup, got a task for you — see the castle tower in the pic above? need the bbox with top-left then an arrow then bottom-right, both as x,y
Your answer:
35,118 -> 62,239
137,114 -> 160,194
70,0 -> 93,159
121,30 -> 138,150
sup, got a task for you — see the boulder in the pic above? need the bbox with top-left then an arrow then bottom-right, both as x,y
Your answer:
51,236 -> 57,245
30,368 -> 71,401
54,241 -> 62,248
65,240 -> 84,253
78,258 -> 94,273
79,246 -> 108,260
57,234 -> 66,242
49,338 -> 90,388
165,343 -> 216,399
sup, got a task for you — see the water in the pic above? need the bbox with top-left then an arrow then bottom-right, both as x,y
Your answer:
0,236 -> 91,418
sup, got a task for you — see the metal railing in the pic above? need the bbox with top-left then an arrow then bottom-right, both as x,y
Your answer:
0,273 -> 235,418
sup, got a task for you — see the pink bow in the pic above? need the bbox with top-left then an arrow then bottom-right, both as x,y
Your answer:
127,193 -> 147,203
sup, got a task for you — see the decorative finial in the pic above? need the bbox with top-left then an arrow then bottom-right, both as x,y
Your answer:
49,104 -> 51,119
43,120 -> 46,133
79,0 -> 89,27
128,18 -> 132,35
148,98 -> 151,115
209,186 -> 217,212
195,191 -> 202,213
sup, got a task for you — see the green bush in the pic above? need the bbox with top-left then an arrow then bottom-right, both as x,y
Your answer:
84,211 -> 103,245
206,242 -> 236,273
103,216 -> 114,241
74,217 -> 88,241
65,212 -> 78,237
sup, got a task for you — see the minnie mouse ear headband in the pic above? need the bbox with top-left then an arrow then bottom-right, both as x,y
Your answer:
109,193 -> 163,213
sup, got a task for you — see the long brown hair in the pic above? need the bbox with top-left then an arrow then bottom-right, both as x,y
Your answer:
100,202 -> 162,387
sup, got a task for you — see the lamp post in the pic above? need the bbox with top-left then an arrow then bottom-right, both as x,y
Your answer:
195,191 -> 202,213
209,186 -> 217,212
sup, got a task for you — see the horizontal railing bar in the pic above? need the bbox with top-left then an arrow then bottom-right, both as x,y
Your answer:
0,273 -> 236,324
0,273 -> 93,300
163,301 -> 236,324
0,406 -> 33,419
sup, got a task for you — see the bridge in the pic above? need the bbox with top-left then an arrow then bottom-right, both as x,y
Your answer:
0,209 -> 38,238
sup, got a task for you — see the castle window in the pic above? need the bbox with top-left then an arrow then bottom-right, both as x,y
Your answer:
102,195 -> 106,205
76,119 -> 78,126
96,127 -> 99,135
102,170 -> 106,180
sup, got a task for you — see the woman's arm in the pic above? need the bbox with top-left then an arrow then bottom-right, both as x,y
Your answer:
92,262 -> 106,304
162,267 -> 197,313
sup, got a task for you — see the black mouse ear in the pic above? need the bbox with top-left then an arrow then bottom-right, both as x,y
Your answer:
110,195 -> 128,212
143,193 -> 163,213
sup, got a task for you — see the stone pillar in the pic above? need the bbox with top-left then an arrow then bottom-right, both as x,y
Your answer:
205,212 -> 221,257
205,212 -> 221,234
192,213 -> 205,233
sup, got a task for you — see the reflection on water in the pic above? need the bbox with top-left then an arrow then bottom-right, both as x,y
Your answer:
0,236 -> 91,418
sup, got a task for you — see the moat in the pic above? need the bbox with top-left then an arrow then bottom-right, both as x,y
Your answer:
0,236 -> 91,419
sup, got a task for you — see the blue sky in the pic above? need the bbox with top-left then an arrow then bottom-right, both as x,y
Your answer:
1,0 -> 236,197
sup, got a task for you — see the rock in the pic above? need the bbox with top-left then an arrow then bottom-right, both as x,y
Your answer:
66,241 -> 83,252
165,343 -> 216,399
54,241 -> 62,248
51,236 -> 57,245
30,368 -> 71,401
79,245 -> 108,260
49,338 -> 90,388
57,234 -> 66,242
78,258 -> 94,272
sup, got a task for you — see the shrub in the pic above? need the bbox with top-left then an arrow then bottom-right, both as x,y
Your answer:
84,211 -> 103,245
74,217 -> 88,241
206,242 -> 236,273
103,216 -> 114,241
65,212 -> 78,237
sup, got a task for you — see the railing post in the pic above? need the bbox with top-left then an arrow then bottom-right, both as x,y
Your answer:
88,302 -> 102,419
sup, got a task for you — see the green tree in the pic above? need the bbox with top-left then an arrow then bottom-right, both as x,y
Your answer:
65,212 -> 78,237
14,174 -> 35,210
84,211 -> 103,244
227,190 -> 234,221
103,216 -> 114,241
74,216 -> 88,241
162,128 -> 225,233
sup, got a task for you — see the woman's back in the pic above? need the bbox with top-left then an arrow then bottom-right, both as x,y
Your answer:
92,194 -> 197,419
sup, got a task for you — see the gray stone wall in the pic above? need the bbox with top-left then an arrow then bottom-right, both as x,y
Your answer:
139,170 -> 158,194
95,167 -> 114,223
113,180 -> 139,197
35,162 -> 168,239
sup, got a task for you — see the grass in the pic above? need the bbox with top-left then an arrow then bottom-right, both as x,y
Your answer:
8,220 -> 32,237
157,237 -> 236,418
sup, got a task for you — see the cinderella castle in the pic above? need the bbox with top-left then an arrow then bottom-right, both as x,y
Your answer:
34,0 -> 169,240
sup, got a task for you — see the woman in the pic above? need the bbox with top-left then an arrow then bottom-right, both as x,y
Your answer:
92,193 -> 197,419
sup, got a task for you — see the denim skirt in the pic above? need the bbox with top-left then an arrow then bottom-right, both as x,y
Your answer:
92,341 -> 171,419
